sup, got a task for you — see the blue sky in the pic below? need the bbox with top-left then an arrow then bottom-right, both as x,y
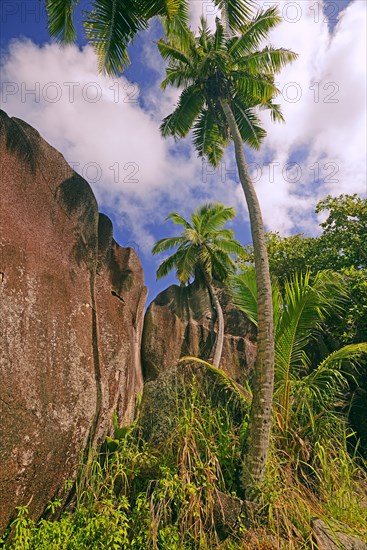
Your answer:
0,0 -> 366,303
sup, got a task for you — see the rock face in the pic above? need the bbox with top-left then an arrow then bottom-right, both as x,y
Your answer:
142,278 -> 256,384
312,518 -> 367,550
0,110 -> 147,532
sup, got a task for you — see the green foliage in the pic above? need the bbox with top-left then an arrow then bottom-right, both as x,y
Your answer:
159,11 -> 297,165
230,268 -> 367,449
152,202 -> 244,285
3,375 -> 249,549
3,366 -> 367,548
45,0 -> 258,75
240,194 -> 367,346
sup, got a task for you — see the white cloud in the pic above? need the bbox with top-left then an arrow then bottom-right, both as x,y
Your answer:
247,0 -> 367,234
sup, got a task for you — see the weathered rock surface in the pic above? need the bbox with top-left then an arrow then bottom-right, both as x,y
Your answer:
142,278 -> 256,384
312,518 -> 367,550
0,110 -> 147,532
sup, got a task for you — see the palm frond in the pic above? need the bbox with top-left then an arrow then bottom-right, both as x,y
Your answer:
234,73 -> 278,103
157,39 -> 190,65
177,245 -> 198,284
160,0 -> 193,49
230,100 -> 266,150
276,270 -> 347,384
201,205 -> 236,234
183,228 -> 201,245
84,0 -> 147,74
211,237 -> 245,257
214,17 -> 226,52
318,343 -> 367,372
238,46 -> 298,75
215,228 -> 235,240
192,109 -> 227,167
213,0 -> 256,32
210,248 -> 233,281
166,212 -> 192,228
46,0 -> 78,43
160,85 -> 204,138
161,65 -> 197,89
230,268 -> 258,326
228,7 -> 282,57
156,248 -> 185,280
260,101 -> 284,123
178,356 -> 251,405
139,0 -> 181,19
152,236 -> 186,255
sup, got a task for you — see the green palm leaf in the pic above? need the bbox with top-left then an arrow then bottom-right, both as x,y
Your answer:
45,0 -> 78,43
192,109 -> 227,165
230,268 -> 258,326
166,212 -> 192,228
228,7 -> 282,56
157,40 -> 191,65
177,245 -> 198,284
230,100 -> 266,149
160,85 -> 204,138
139,0 -> 181,19
152,236 -> 186,255
211,237 -> 244,256
156,248 -> 185,280
237,46 -> 298,74
84,0 -> 146,74
213,0 -> 256,31
201,205 -> 236,233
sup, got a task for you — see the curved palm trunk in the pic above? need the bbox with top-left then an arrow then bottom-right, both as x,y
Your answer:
207,282 -> 224,368
220,99 -> 275,498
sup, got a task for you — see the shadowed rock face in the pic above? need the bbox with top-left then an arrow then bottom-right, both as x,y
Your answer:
0,110 -> 147,532
142,278 -> 256,384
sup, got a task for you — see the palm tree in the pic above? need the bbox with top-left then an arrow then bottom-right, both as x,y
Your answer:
44,0 -> 256,75
231,268 -> 367,453
152,202 -> 244,368
157,11 -> 297,496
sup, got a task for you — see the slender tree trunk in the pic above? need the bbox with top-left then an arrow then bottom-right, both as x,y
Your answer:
207,282 -> 224,368
220,98 -> 275,498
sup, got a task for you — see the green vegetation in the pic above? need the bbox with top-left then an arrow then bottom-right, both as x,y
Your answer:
152,202 -> 244,367
3,360 -> 366,549
44,0 -> 256,74
240,194 -> 367,456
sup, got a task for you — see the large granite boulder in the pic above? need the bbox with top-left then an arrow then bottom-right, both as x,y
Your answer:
0,110 -> 147,532
142,278 -> 256,385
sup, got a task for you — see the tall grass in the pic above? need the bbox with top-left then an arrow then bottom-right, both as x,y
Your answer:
2,363 -> 366,549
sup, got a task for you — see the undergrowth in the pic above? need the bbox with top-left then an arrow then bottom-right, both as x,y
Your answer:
1,365 -> 366,549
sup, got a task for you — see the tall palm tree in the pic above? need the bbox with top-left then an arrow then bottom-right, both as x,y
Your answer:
44,0 -> 256,75
152,202 -> 244,368
231,268 -> 367,451
157,12 -> 297,496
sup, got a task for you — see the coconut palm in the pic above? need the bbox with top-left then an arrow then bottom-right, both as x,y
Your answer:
152,202 -> 244,368
231,268 -> 367,451
157,11 -> 297,495
44,0 -> 256,75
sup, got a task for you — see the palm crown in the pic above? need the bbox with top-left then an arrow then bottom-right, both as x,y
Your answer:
152,202 -> 244,285
158,9 -> 297,165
